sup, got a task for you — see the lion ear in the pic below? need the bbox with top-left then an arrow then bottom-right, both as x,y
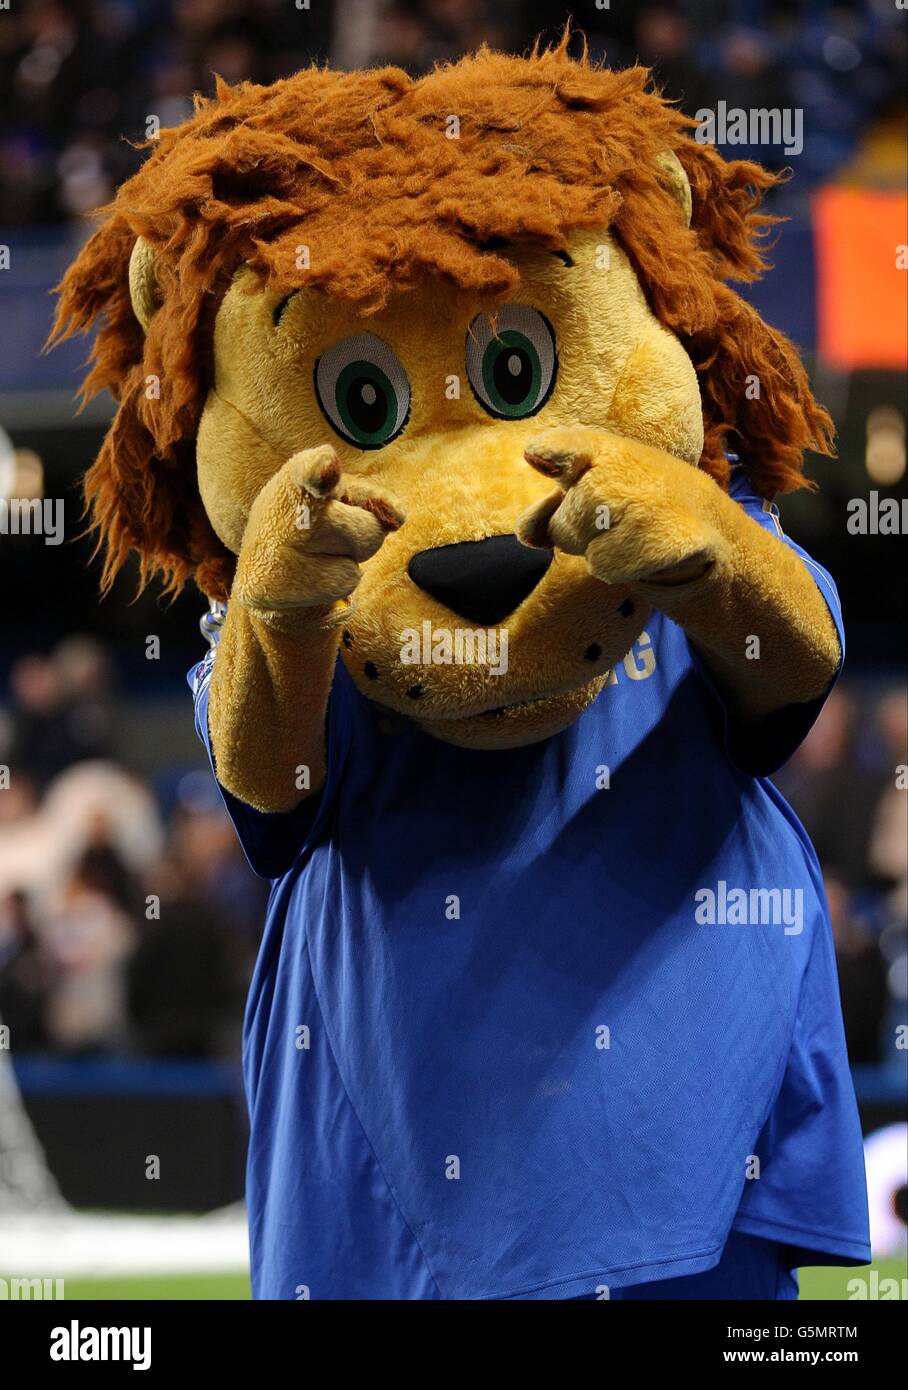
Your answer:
128,236 -> 160,333
655,149 -> 692,228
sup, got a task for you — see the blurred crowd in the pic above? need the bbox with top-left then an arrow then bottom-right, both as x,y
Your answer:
775,685 -> 908,1068
1,0 -> 906,225
0,634 -> 905,1065
0,636 -> 266,1058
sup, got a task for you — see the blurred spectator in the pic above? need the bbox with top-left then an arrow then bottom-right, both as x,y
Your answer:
6,654 -> 70,788
635,4 -> 715,115
170,782 -> 267,950
773,684 -> 907,1071
0,759 -> 164,900
774,686 -> 888,891
718,25 -> 793,156
7,637 -> 115,789
373,0 -> 510,74
868,689 -> 908,923
42,846 -> 137,1053
1,646 -> 264,1058
0,889 -> 51,1049
127,852 -> 245,1057
0,769 -> 39,828
826,873 -> 888,1065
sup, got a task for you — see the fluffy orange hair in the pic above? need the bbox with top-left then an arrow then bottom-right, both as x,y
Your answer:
52,38 -> 834,600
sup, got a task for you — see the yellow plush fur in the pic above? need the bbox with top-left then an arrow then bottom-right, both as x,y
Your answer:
198,227 -> 838,809
51,49 -> 840,811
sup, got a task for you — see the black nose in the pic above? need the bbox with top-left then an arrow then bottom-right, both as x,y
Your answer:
408,535 -> 552,625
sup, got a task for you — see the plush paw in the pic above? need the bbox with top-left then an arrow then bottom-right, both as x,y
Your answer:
233,446 -> 405,612
515,425 -> 723,589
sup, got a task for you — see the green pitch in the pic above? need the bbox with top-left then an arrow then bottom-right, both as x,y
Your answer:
798,1257 -> 906,1301
54,1258 -> 907,1300
61,1272 -> 251,1300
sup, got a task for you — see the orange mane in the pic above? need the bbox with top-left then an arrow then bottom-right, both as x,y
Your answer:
52,37 -> 834,600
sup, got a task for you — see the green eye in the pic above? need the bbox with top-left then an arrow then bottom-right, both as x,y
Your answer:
314,333 -> 410,449
466,306 -> 557,419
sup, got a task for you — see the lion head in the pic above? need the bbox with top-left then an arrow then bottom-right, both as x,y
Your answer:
53,40 -> 832,749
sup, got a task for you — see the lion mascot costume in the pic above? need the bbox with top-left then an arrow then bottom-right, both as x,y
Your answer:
54,41 -> 870,1300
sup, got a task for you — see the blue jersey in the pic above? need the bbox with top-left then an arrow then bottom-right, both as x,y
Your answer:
190,468 -> 870,1300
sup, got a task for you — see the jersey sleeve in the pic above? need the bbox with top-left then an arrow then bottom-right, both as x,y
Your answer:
694,466 -> 845,779
188,627 -> 337,880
